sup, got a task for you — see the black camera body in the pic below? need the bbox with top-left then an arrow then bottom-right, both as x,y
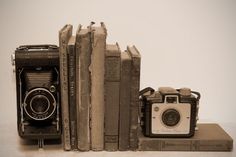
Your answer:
140,87 -> 200,138
13,45 -> 61,141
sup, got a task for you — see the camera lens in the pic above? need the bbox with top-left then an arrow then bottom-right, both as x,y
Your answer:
24,88 -> 56,121
30,95 -> 49,114
162,109 -> 180,127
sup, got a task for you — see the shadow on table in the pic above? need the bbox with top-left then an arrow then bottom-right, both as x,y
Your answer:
18,138 -> 62,151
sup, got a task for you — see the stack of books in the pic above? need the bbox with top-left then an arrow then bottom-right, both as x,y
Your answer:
58,22 -> 233,152
58,23 -> 141,151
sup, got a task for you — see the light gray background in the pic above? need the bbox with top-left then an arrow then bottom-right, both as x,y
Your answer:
0,0 -> 235,156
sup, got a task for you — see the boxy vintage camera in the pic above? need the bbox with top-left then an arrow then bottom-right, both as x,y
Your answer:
139,87 -> 200,138
12,45 -> 61,146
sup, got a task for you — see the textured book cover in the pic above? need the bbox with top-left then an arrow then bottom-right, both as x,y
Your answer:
75,25 -> 91,151
118,51 -> 132,151
59,24 -> 73,150
104,43 -> 121,151
138,123 -> 233,151
90,22 -> 107,151
127,46 -> 141,150
67,36 -> 77,150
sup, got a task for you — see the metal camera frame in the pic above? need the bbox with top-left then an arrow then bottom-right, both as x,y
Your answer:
13,45 -> 61,148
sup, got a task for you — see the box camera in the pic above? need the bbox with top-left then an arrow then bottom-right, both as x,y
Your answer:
139,87 -> 200,138
12,45 -> 61,145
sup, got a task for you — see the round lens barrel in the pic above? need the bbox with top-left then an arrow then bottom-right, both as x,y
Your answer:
31,95 -> 50,114
162,109 -> 180,127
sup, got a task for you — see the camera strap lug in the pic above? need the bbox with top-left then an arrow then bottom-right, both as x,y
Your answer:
139,87 -> 155,101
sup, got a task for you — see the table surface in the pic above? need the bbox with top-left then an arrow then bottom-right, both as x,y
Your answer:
0,120 -> 235,157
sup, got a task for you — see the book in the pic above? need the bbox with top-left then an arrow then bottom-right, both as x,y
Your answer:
138,123 -> 233,151
67,36 -> 77,150
104,43 -> 121,151
127,46 -> 141,150
118,51 -> 132,151
59,24 -> 73,150
90,22 -> 107,151
75,25 -> 91,151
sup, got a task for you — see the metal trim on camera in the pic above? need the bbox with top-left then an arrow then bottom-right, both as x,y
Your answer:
23,88 -> 56,121
139,87 -> 200,138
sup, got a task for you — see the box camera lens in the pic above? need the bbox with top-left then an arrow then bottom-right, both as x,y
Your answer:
162,109 -> 180,127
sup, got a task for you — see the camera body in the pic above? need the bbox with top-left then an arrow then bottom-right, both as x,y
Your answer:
140,87 -> 200,138
13,45 -> 61,140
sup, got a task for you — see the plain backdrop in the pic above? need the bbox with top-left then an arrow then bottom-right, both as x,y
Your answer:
0,0 -> 236,156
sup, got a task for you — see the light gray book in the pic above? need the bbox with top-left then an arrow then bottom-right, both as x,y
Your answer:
59,24 -> 73,151
127,46 -> 141,150
90,22 -> 107,151
75,25 -> 91,151
104,43 -> 121,151
119,51 -> 132,151
138,123 -> 233,151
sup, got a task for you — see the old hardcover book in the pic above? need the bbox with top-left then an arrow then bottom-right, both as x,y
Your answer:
118,51 -> 132,151
67,36 -> 77,150
127,46 -> 141,150
138,123 -> 233,151
75,25 -> 91,151
59,24 -> 73,150
90,23 -> 107,151
104,43 -> 121,151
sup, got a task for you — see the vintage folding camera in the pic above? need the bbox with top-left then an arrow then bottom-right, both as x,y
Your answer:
12,45 -> 61,146
139,87 -> 200,138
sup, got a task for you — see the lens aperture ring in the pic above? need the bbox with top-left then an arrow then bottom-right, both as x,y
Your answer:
23,88 -> 56,121
162,108 -> 181,127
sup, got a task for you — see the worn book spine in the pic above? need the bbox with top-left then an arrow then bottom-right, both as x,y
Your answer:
59,24 -> 73,150
138,124 -> 233,151
76,25 -> 91,151
90,23 -> 107,151
138,139 -> 233,151
194,140 -> 233,151
104,43 -> 121,151
118,51 -> 132,151
68,36 -> 77,150
127,46 -> 141,150
138,138 -> 192,151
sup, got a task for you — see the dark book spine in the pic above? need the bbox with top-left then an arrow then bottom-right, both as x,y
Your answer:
104,44 -> 121,151
68,38 -> 77,150
76,26 -> 91,151
59,25 -> 72,150
127,46 -> 141,150
118,51 -> 132,151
